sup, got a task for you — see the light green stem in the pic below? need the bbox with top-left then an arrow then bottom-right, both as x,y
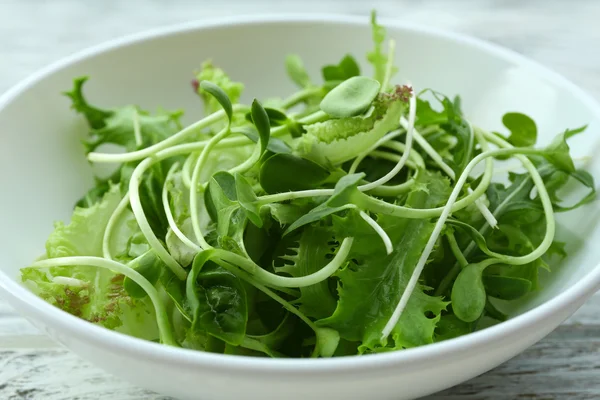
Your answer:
213,237 -> 353,288
190,127 -> 231,249
358,93 -> 415,192
446,230 -> 468,268
102,192 -> 131,260
162,162 -> 201,251
381,39 -> 397,91
281,87 -> 324,109
88,104 -> 250,164
128,142 -> 215,280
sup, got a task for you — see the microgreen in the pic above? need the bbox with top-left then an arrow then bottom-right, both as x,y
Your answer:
322,54 -> 361,83
259,153 -> 331,194
285,54 -> 313,89
320,76 -> 381,118
22,10 -> 596,358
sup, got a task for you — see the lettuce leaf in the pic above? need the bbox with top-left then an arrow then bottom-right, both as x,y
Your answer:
296,97 -> 404,166
318,172 -> 450,351
21,185 -> 158,340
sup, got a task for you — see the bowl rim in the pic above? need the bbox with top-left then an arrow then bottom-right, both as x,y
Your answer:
1,13 -> 599,374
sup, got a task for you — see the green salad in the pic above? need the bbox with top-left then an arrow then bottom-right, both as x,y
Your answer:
21,12 -> 595,357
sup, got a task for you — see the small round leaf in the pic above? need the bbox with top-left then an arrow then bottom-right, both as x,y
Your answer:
320,76 -> 381,118
451,262 -> 487,323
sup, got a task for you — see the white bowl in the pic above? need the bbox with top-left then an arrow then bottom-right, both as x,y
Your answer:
1,14 -> 599,400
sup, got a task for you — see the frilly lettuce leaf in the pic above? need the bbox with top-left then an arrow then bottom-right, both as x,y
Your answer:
275,226 -> 338,319
64,76 -> 183,154
21,184 -> 158,340
317,172 -> 450,351
296,97 -> 404,166
367,10 -> 397,85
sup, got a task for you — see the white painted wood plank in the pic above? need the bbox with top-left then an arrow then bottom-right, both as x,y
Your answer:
0,325 -> 596,400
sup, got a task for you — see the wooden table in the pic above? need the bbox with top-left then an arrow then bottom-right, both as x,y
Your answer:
1,0 -> 599,398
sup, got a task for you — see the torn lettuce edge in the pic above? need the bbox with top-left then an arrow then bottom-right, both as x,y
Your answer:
296,96 -> 405,166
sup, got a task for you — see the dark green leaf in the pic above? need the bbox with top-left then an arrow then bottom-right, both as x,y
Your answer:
322,54 -> 360,82
434,314 -> 472,342
186,251 -> 248,345
235,126 -> 291,154
502,112 -> 537,147
259,153 -> 330,194
284,203 -> 355,236
245,107 -> 289,127
263,203 -> 313,227
247,313 -> 296,352
451,262 -> 488,322
318,172 -> 450,351
251,99 -> 271,154
483,275 -> 532,300
277,226 -> 339,319
415,90 -> 472,175
320,76 -> 381,118
539,126 -> 587,172
484,298 -> 508,322
539,165 -> 596,211
160,265 -> 190,321
63,76 -> 112,129
123,250 -> 163,298
446,219 -> 495,258
326,173 -> 365,207
199,80 -> 233,124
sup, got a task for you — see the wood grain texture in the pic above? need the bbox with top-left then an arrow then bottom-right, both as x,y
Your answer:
0,0 -> 599,399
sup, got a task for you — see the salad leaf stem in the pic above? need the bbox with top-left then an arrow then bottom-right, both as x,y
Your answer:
190,127 -> 232,249
29,257 -> 176,346
181,152 -> 198,189
257,189 -> 334,206
446,230 -> 468,268
162,162 -> 201,252
132,109 -> 143,147
403,118 -> 455,178
359,211 -> 393,254
380,39 -> 396,91
281,87 -> 324,109
368,151 -> 419,170
102,192 -> 131,259
358,90 -> 415,191
88,104 -> 250,164
213,237 -> 354,288
348,129 -> 404,174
